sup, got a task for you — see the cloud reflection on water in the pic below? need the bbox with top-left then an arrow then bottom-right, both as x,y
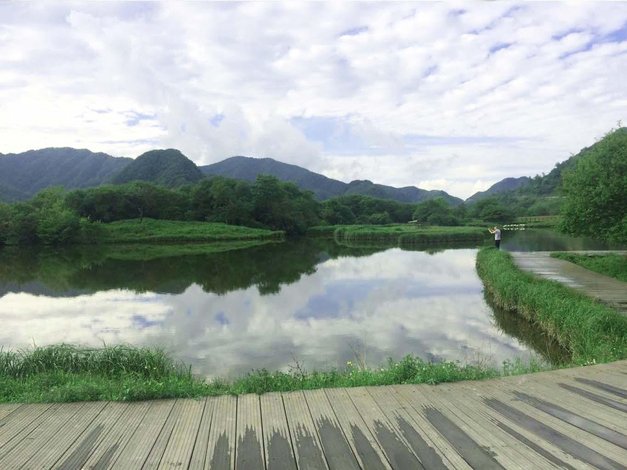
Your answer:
0,248 -> 537,378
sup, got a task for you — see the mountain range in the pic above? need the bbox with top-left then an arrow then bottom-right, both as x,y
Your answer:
0,148 -> 462,205
2,132 -> 607,205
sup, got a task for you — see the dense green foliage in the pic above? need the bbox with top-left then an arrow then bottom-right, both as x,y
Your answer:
0,174 -> 482,245
551,252 -> 627,283
477,248 -> 627,363
111,149 -> 204,187
1,345 -> 546,403
560,128 -> 627,243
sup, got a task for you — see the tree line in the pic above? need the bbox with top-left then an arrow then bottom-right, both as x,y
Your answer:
0,174 -> 519,246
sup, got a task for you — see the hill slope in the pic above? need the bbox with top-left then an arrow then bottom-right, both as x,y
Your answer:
0,148 -> 131,201
201,156 -> 462,204
111,149 -> 204,187
466,177 -> 531,204
200,156 -> 346,200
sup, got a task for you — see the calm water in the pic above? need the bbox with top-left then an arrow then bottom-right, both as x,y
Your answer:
0,230 -> 612,378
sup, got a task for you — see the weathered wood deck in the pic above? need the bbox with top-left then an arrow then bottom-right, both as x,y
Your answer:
0,361 -> 625,469
510,251 -> 627,313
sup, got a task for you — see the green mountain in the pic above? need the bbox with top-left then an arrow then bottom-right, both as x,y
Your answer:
464,128 -> 627,216
0,148 -> 131,202
111,149 -> 204,187
466,177 -> 531,204
201,156 -> 463,204
200,156 -> 347,199
344,180 -> 462,205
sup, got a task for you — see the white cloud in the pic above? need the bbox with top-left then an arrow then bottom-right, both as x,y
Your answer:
0,2 -> 625,198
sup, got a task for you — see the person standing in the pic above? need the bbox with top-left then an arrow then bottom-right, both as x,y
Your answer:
488,226 -> 502,249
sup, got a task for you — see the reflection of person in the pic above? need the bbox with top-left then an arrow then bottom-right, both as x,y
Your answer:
488,226 -> 502,249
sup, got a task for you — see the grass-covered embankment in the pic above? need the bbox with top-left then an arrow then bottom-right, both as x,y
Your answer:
1,345 -> 535,403
309,224 -> 487,245
476,248 -> 627,363
551,252 -> 627,282
99,218 -> 284,244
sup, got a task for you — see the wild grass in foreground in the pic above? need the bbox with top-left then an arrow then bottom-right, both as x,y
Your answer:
477,248 -> 627,364
551,252 -> 627,283
0,345 -> 546,403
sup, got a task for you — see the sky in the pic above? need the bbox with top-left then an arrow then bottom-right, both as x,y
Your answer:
0,2 -> 625,199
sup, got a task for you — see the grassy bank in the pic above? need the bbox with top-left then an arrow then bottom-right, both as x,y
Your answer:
309,224 -> 487,245
99,218 -> 284,244
0,345 -> 541,403
476,248 -> 627,363
551,252 -> 627,282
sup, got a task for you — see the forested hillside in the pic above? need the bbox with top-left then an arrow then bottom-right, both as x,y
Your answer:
111,149 -> 204,187
0,148 -> 131,201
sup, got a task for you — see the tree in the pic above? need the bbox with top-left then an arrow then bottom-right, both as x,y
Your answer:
413,198 -> 459,225
560,128 -> 627,243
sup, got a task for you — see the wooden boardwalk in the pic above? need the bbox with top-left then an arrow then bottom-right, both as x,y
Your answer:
510,251 -> 627,313
0,361 -> 625,469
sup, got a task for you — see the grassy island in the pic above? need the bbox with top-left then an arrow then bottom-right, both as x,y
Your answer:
476,248 -> 627,364
309,224 -> 487,245
98,218 -> 284,244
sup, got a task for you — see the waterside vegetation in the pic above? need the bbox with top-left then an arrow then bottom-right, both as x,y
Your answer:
476,248 -> 627,364
310,224 -> 487,245
551,252 -> 627,282
0,344 -> 542,404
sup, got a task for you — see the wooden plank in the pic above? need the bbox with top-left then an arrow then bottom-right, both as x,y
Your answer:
111,400 -> 175,468
282,391 -> 329,470
157,398 -> 206,469
344,386 -> 424,469
80,401 -> 152,470
0,403 -> 54,452
492,376 -> 626,431
403,384 -> 527,469
460,380 -> 627,467
430,383 -> 587,470
439,381 -> 598,470
369,385 -> 469,469
0,402 -> 86,468
324,387 -> 392,470
259,393 -> 296,470
188,397 -> 216,470
301,388 -> 360,470
0,404 -> 21,421
141,399 -> 191,469
53,402 -> 128,470
203,395 -> 236,470
236,394 -> 265,470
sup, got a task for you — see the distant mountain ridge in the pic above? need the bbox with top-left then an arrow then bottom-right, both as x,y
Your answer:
1,147 -> 470,205
0,148 -> 131,201
466,177 -> 532,204
200,156 -> 463,205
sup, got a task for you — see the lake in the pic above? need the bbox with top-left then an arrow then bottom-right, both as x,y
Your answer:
0,229 -> 615,379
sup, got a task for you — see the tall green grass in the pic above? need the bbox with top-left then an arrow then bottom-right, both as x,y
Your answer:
551,252 -> 627,282
0,345 -> 541,403
477,248 -> 627,363
99,218 -> 283,244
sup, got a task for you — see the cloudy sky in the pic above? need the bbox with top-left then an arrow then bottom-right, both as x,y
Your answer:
1,2 -> 625,198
